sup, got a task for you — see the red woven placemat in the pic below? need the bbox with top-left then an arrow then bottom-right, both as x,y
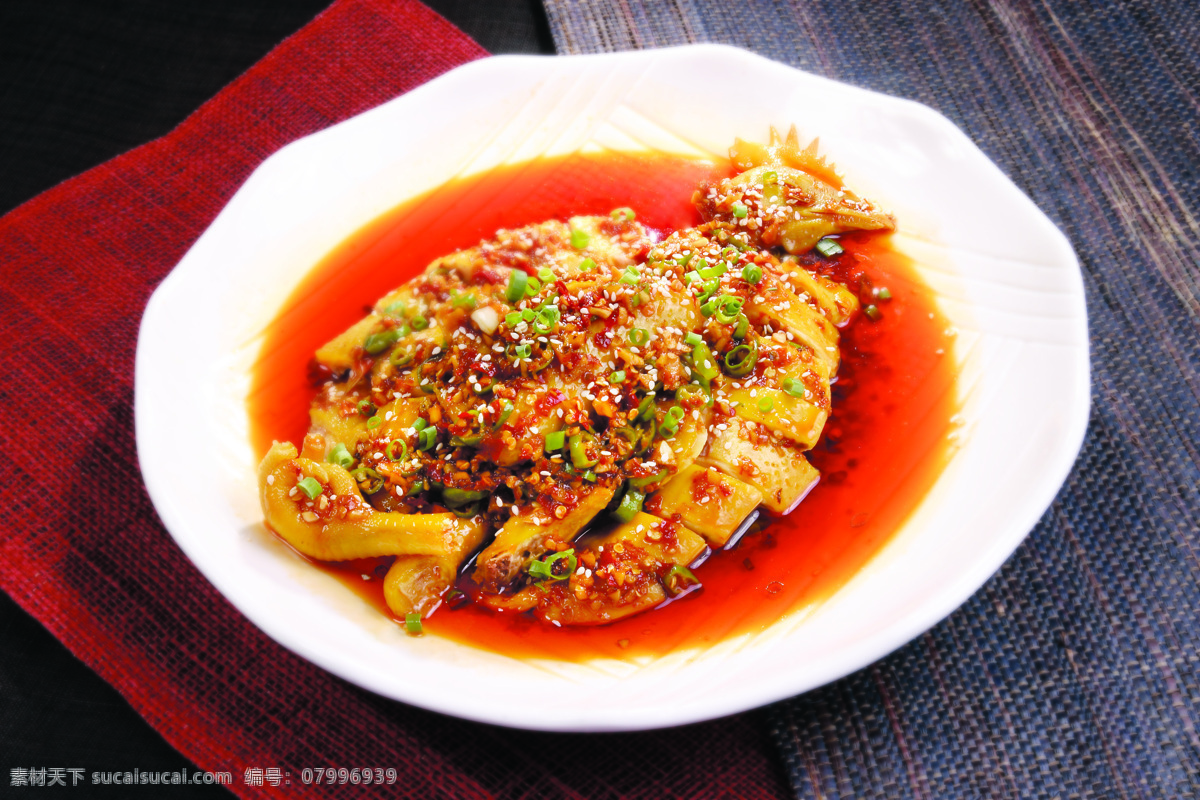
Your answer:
0,0 -> 788,796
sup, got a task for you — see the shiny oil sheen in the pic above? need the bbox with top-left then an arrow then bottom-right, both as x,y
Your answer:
248,151 -> 957,660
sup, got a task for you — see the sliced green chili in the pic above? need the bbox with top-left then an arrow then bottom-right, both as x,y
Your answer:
723,342 -> 758,377
664,564 -> 699,596
351,467 -> 384,495
613,488 -> 645,523
544,430 -> 565,452
493,400 -> 515,430
528,549 -> 577,582
568,434 -> 597,468
364,328 -> 400,355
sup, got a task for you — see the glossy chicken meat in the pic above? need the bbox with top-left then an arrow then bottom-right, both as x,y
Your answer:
258,129 -> 893,629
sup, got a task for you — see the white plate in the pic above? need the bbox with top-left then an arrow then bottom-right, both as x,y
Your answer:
135,45 -> 1089,731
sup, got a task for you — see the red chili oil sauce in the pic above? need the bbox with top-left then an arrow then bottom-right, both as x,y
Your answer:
247,151 -> 958,660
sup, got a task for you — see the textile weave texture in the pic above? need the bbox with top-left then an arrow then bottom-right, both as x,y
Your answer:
0,1 -> 793,798
542,1 -> 1200,798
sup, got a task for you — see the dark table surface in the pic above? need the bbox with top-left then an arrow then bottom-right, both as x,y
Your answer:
0,1 -> 551,792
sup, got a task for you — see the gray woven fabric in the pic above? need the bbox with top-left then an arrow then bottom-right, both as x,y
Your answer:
545,1 -> 1200,797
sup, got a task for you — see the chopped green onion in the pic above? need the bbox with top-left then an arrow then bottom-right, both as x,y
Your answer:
873,286 -> 892,301
609,370 -> 626,384
544,430 -> 566,452
658,404 -> 684,437
412,418 -> 427,431
357,399 -> 374,417
723,342 -> 758,377
364,329 -> 400,355
521,308 -> 535,322
613,488 -> 645,523
506,270 -> 528,303
411,315 -> 429,330
514,343 -> 532,359
715,295 -> 744,324
864,304 -> 883,321
533,306 -> 559,334
451,292 -> 477,309
568,434 -> 597,468
731,202 -> 748,219
698,262 -> 727,280
417,427 -> 437,451
366,415 -> 382,430
296,477 -> 322,500
684,332 -> 703,346
386,440 -> 408,461
328,442 -> 355,469
578,257 -> 596,272
610,207 -> 636,222
698,277 -> 720,303
721,245 -> 740,259
757,395 -> 775,412
675,253 -> 693,267
570,227 -> 590,249
700,299 -> 717,317
537,267 -> 555,282
383,300 -> 407,317
761,170 -> 778,185
405,613 -> 423,635
505,311 -> 522,327
493,400 -> 515,429
528,549 -> 577,582
628,328 -> 649,346
684,270 -> 702,285
619,269 -> 639,286
733,313 -> 750,340
742,264 -> 762,284
782,378 -> 806,398
583,470 -> 597,483
815,237 -> 844,257
526,277 -> 542,296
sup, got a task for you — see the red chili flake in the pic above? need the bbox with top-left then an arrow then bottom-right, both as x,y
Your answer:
536,388 -> 567,413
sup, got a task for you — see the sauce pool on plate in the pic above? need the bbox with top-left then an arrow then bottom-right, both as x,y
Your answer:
248,150 -> 957,660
